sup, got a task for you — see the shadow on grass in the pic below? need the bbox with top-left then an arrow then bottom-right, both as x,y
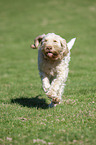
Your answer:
11,95 -> 49,109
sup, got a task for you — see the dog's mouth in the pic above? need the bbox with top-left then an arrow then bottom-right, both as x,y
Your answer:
45,51 -> 58,60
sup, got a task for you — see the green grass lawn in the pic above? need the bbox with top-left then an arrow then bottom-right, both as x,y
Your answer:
0,0 -> 96,144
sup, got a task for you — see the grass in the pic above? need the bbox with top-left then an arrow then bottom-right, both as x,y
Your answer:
0,0 -> 96,144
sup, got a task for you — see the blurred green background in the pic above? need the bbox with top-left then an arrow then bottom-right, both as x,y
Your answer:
0,0 -> 96,144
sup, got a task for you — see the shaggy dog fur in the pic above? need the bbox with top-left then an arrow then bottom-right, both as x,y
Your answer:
31,33 -> 76,107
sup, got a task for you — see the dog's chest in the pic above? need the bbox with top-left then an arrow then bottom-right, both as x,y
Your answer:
38,58 -> 66,78
39,60 -> 58,76
38,57 -> 62,76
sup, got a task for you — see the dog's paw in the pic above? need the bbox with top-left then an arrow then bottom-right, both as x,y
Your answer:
49,99 -> 61,108
52,98 -> 60,104
46,90 -> 57,99
48,102 -> 57,108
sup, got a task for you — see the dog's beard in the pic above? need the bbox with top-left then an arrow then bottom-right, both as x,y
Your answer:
42,50 -> 61,60
45,51 -> 59,60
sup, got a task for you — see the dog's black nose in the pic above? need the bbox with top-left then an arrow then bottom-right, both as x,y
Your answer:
46,46 -> 52,50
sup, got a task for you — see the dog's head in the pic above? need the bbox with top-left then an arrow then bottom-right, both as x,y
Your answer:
31,33 -> 76,61
40,33 -> 69,60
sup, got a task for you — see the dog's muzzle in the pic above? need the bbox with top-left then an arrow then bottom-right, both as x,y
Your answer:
43,46 -> 58,60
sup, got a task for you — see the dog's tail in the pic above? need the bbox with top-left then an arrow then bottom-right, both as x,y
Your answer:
67,38 -> 76,50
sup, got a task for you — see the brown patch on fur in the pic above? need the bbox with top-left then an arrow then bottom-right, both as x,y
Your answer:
60,39 -> 69,59
52,98 -> 60,104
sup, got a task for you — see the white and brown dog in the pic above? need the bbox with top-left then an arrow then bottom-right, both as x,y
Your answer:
31,33 -> 76,107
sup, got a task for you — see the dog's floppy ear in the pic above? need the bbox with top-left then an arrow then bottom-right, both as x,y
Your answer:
60,39 -> 69,57
31,34 -> 45,49
67,38 -> 76,50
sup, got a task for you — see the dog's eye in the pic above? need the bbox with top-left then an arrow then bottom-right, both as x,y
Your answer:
53,40 -> 57,42
61,42 -> 63,47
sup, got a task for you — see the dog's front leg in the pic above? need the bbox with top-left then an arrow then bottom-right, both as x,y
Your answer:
46,71 -> 68,101
46,77 -> 62,100
40,72 -> 51,93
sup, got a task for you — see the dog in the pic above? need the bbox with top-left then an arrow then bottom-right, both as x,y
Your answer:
31,33 -> 76,107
